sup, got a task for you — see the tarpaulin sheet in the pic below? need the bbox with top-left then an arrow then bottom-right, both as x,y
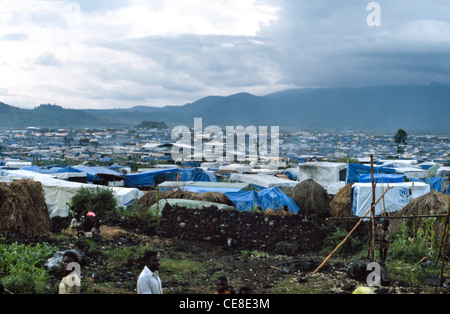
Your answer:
352,182 -> 430,217
358,173 -> 406,184
224,190 -> 261,212
346,163 -> 396,184
125,168 -> 179,187
257,186 -> 300,214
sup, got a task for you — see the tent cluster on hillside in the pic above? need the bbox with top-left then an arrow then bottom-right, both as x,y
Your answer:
0,158 -> 448,226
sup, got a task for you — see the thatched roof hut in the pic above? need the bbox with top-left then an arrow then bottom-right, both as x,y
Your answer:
0,180 -> 51,235
291,179 -> 331,218
136,189 -> 235,211
389,190 -> 449,237
330,184 -> 353,218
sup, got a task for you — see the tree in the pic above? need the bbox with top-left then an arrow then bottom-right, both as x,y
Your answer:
394,129 -> 408,145
394,129 -> 408,154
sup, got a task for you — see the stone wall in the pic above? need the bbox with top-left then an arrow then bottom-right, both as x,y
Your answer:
157,205 -> 328,255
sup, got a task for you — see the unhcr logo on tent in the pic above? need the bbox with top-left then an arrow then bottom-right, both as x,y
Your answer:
171,118 -> 280,167
399,188 -> 410,198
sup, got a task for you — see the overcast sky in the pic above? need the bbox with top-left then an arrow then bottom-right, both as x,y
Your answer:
0,0 -> 449,109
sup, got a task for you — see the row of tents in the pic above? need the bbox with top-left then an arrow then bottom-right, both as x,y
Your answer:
1,160 -> 448,219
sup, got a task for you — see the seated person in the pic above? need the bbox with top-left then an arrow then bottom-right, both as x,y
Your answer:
81,211 -> 101,238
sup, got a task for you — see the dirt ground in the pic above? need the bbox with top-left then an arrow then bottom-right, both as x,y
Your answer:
57,224 -> 449,294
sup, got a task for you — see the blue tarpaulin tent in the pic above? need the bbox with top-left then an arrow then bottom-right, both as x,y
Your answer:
346,163 -> 397,184
73,166 -> 124,182
257,186 -> 300,214
125,168 -> 179,187
179,167 -> 218,182
358,173 -> 406,184
224,190 -> 261,212
409,177 -> 443,192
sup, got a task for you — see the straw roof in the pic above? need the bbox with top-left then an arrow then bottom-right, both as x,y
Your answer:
0,180 -> 51,235
330,184 -> 353,218
389,190 -> 449,237
291,179 -> 331,218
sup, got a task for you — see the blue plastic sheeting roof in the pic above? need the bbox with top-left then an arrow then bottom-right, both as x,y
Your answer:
73,166 -> 124,182
346,163 -> 396,184
224,190 -> 261,212
410,177 -> 443,192
22,165 -> 83,174
178,167 -> 218,182
125,168 -> 179,187
257,186 -> 300,214
358,173 -> 406,184
284,170 -> 298,180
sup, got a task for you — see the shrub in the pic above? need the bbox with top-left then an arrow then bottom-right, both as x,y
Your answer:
67,186 -> 119,222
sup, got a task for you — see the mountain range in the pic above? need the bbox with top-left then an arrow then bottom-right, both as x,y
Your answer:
0,84 -> 449,134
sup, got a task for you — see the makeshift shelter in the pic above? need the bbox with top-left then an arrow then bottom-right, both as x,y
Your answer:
0,180 -> 51,235
136,190 -> 234,211
346,163 -> 396,184
351,182 -> 430,217
21,165 -> 87,182
158,181 -> 257,193
258,186 -> 300,214
178,167 -> 218,182
125,168 -> 179,187
230,173 -> 298,189
298,162 -> 347,189
409,177 -> 444,193
223,190 -> 261,212
0,170 -> 144,218
148,199 -> 236,214
389,191 -> 449,238
291,179 -> 331,218
330,184 -> 353,218
73,166 -> 125,185
358,173 -> 406,184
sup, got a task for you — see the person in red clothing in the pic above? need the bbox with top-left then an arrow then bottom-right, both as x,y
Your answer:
214,276 -> 231,294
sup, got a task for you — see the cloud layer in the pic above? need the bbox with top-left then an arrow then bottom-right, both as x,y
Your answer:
0,0 -> 448,109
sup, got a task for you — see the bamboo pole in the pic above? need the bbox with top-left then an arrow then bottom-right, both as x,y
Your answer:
313,185 -> 393,274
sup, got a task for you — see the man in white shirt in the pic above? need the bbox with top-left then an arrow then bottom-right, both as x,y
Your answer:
137,251 -> 162,294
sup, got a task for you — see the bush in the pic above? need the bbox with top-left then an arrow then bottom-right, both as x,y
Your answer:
67,187 -> 119,222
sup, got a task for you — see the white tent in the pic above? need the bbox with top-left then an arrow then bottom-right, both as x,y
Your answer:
298,162 -> 347,189
352,182 -> 430,217
229,173 -> 298,188
0,169 -> 144,218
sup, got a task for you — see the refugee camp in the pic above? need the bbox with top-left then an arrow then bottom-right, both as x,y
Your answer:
0,0 -> 449,300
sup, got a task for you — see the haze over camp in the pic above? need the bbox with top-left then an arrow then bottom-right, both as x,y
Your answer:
0,0 -> 449,299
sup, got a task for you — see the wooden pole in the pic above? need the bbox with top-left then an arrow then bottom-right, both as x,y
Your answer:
313,207 -> 372,274
370,155 -> 376,262
313,186 -> 393,274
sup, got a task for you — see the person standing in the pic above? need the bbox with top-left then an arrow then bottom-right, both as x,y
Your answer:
137,251 -> 163,294
375,219 -> 391,264
59,251 -> 81,294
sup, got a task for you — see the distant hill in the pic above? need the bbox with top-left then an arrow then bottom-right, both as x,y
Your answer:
0,103 -> 101,128
1,84 -> 449,133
